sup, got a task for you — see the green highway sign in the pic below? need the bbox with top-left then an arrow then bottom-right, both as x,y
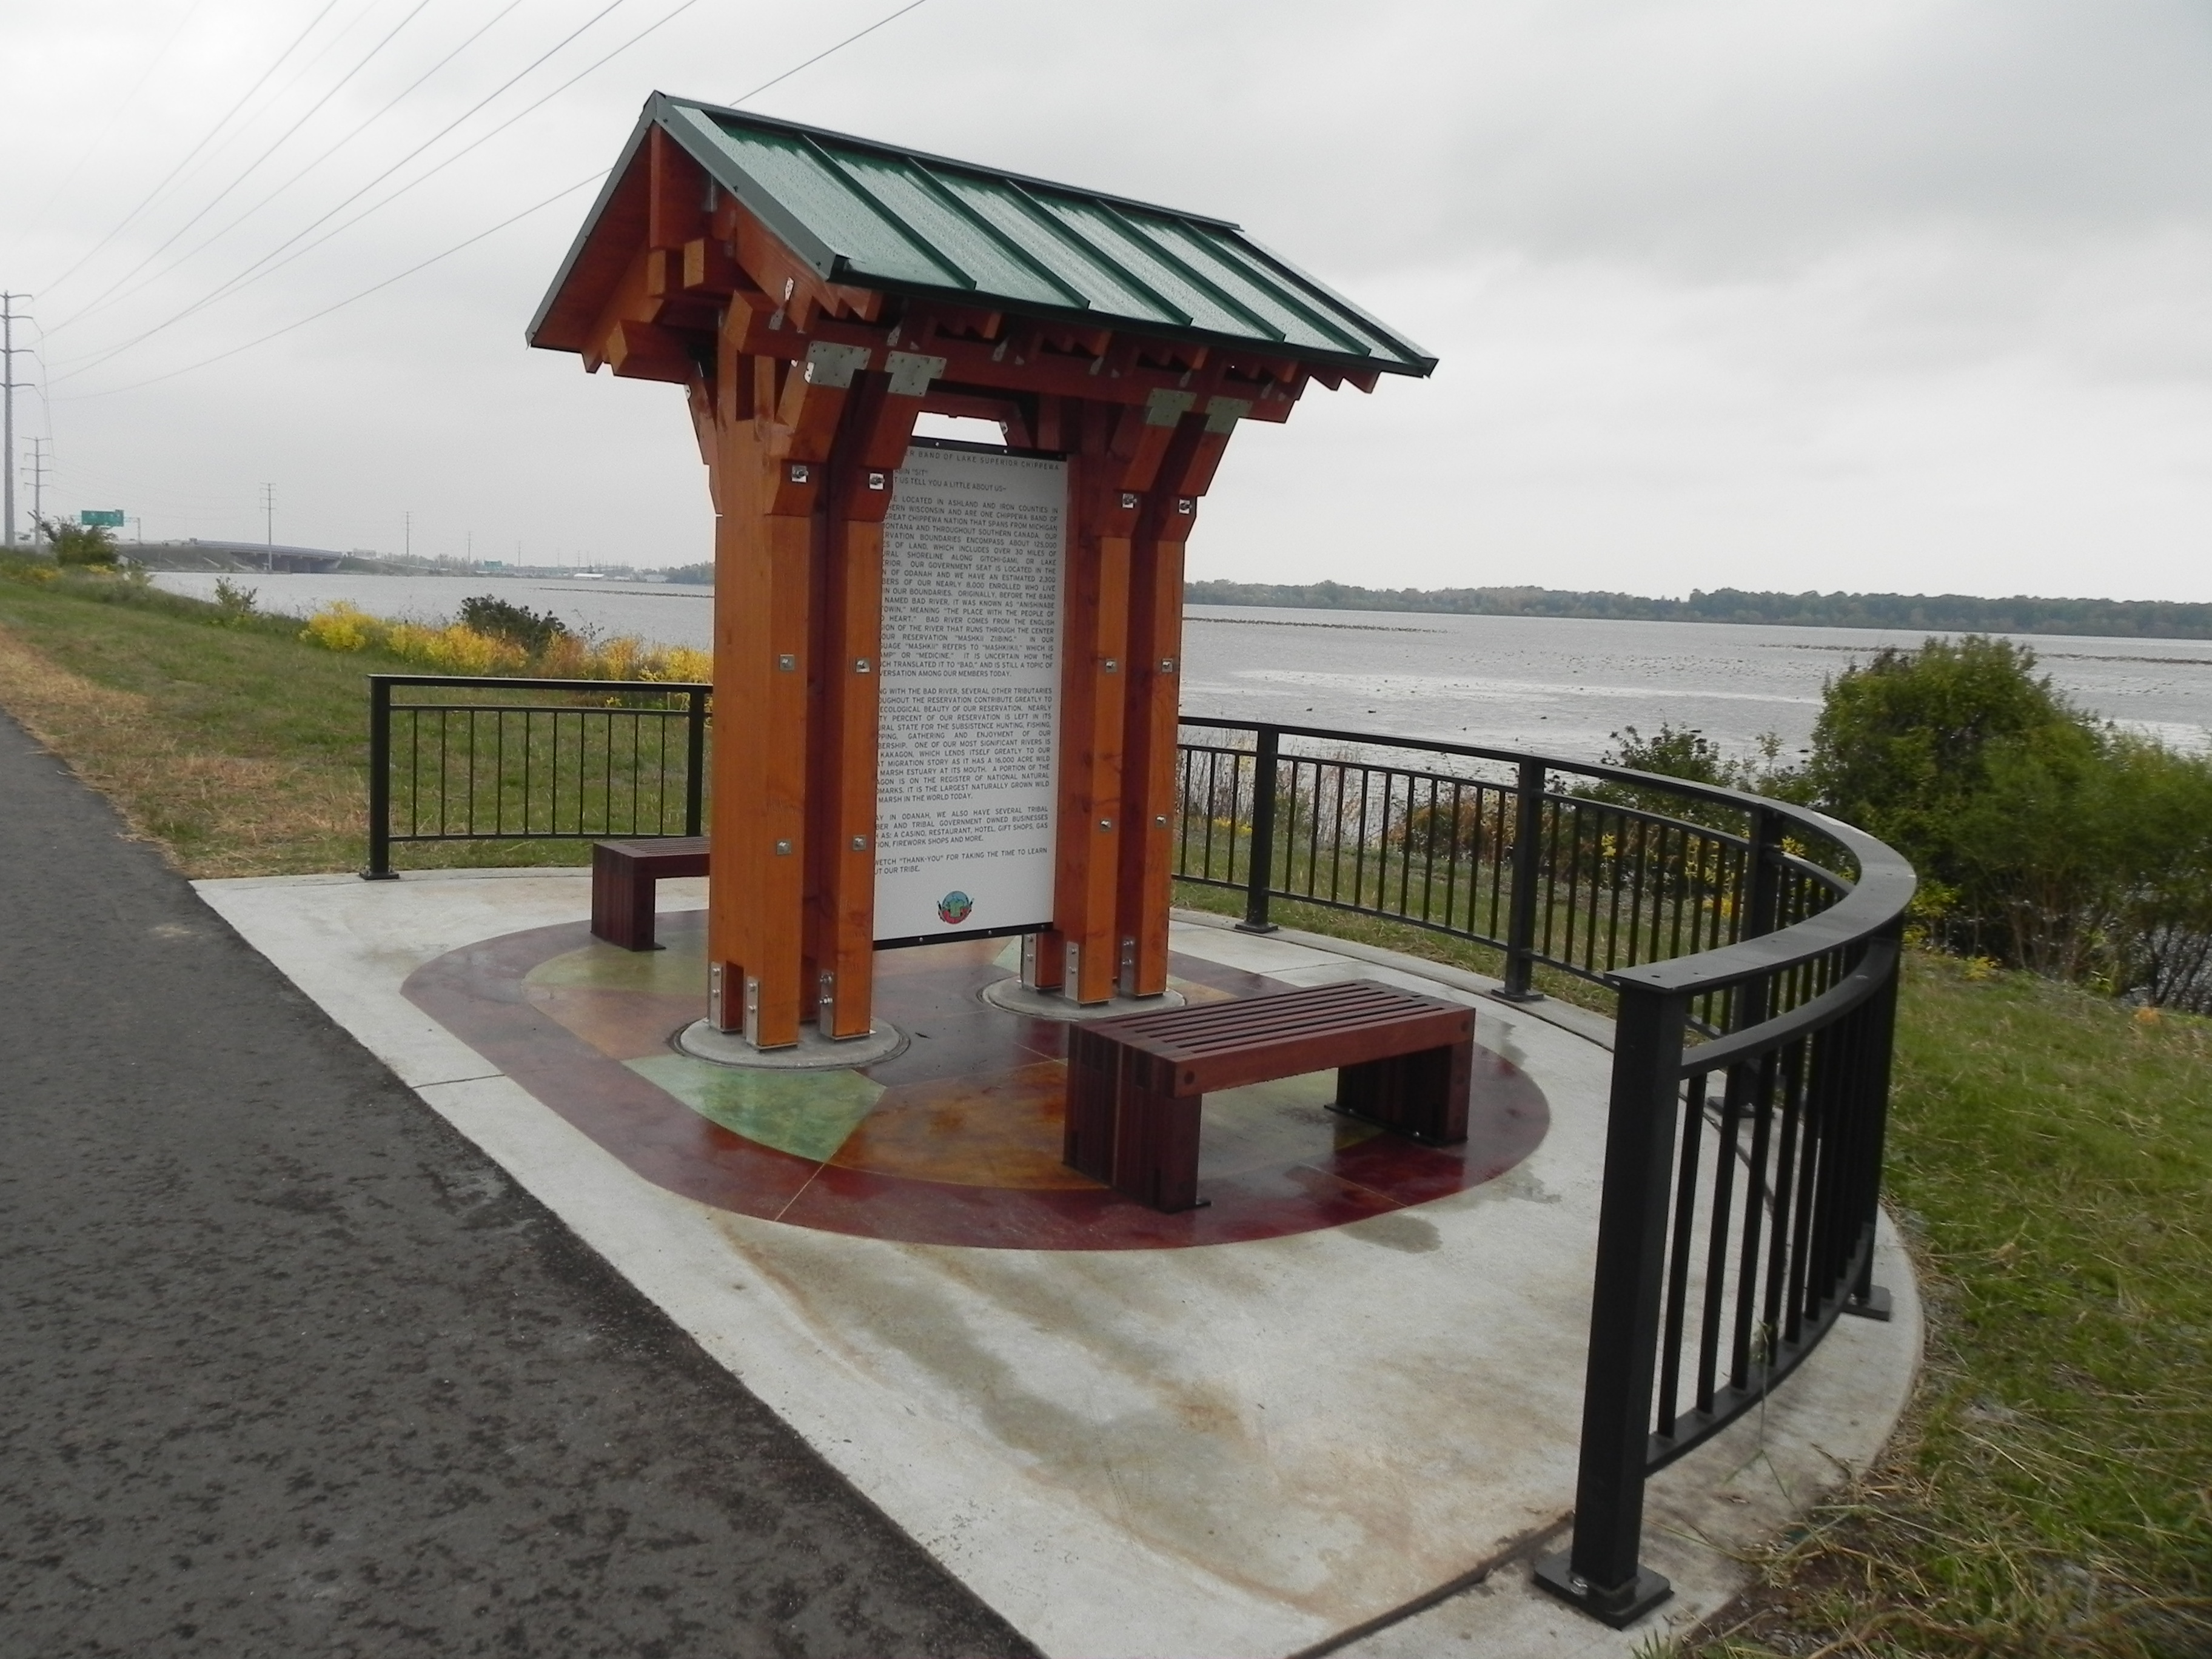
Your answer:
79,509 -> 125,527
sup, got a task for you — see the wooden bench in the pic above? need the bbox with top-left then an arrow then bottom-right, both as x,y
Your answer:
591,836 -> 710,950
1064,980 -> 1475,1212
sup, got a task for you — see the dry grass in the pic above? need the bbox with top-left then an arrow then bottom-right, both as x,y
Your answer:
0,622 -> 361,875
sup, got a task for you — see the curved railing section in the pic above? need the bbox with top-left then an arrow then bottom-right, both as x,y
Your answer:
1170,719 -> 1915,1627
360,685 -> 1915,1627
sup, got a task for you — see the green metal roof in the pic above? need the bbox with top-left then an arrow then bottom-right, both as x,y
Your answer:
533,95 -> 1435,378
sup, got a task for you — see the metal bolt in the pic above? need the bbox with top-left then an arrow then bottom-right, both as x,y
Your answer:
1568,1575 -> 1588,1594
777,653 -> 797,671
1159,657 -> 1176,673
1176,497 -> 1195,514
1154,814 -> 1167,827
788,462 -> 809,484
1102,658 -> 1119,673
1098,818 -> 1113,831
867,471 -> 887,491
1119,491 -> 1138,509
851,834 -> 868,851
853,657 -> 871,673
774,839 -> 792,856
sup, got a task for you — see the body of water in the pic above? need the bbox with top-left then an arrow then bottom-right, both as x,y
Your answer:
153,573 -> 2212,762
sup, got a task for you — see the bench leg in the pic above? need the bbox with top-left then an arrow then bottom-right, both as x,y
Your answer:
1338,1038 -> 1472,1144
590,848 -> 660,952
1064,1030 -> 1119,1183
1113,1084 -> 1204,1213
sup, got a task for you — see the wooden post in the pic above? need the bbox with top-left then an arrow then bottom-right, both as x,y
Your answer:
807,371 -> 923,1039
1045,403 -> 1134,1005
1114,407 -> 1207,997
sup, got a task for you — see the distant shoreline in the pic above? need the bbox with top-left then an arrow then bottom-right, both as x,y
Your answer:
1182,580 -> 2212,642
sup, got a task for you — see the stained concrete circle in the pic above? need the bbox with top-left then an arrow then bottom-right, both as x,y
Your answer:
978,977 -> 1188,1021
677,1017 -> 908,1070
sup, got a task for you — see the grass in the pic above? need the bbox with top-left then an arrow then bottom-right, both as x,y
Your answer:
5,560 -> 2207,1652
1686,953 -> 2212,1658
0,563 -> 595,876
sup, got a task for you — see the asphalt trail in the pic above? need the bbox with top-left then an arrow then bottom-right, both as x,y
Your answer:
0,710 -> 1036,1658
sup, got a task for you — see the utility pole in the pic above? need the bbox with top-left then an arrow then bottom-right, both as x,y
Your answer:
404,511 -> 412,562
25,437 -> 49,543
1,293 -> 28,549
261,482 -> 276,571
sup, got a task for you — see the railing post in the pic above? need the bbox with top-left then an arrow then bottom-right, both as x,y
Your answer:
361,676 -> 397,880
1535,980 -> 1687,1627
1236,725 -> 1280,934
1845,925 -> 1901,1322
1731,806 -> 1786,1028
1744,806 -> 1784,942
683,686 -> 708,837
1498,759 -> 1546,999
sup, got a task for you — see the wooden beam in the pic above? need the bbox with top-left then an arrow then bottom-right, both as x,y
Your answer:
602,319 -> 697,384
648,126 -> 706,250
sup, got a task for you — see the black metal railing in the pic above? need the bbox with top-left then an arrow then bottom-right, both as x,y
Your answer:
1171,720 -> 1912,1623
363,674 -> 709,878
1174,719 -> 1855,1033
358,685 -> 1912,1622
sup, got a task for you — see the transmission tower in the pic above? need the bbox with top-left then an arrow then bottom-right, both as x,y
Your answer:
261,481 -> 276,571
1,293 -> 29,549
25,437 -> 50,544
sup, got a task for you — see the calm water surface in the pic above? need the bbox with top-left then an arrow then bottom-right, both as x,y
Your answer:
154,574 -> 2212,762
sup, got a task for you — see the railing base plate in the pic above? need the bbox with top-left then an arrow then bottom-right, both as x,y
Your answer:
1233,922 -> 1279,935
1843,1283 -> 1894,1322
1532,1553 -> 1672,1627
358,868 -> 400,882
1490,988 -> 1545,1004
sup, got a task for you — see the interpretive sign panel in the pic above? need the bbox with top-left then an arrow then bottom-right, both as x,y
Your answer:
874,441 -> 1065,943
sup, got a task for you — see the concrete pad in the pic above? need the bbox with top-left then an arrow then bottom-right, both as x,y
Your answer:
195,871 -> 1920,1657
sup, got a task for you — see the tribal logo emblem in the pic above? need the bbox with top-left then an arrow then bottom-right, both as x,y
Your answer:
937,890 -> 974,925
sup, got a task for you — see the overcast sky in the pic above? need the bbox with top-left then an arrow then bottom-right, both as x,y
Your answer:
5,0 -> 2209,599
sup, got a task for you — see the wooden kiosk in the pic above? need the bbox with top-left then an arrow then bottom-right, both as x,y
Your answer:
529,96 -> 1433,1050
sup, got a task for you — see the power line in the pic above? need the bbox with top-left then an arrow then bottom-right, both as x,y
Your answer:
59,178 -> 603,400
51,0 -> 535,341
726,0 -> 933,105
41,0 -> 349,296
57,0 -> 942,401
48,0 -> 654,380
49,0 -> 442,336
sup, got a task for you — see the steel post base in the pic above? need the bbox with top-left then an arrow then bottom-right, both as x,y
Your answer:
1843,1282 -> 1894,1321
1532,1552 -> 1672,1628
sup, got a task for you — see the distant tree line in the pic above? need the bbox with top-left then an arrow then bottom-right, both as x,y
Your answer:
1183,579 -> 2212,640
1604,637 -> 2212,1013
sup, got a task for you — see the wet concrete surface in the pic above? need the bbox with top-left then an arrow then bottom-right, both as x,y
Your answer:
0,712 -> 1035,1658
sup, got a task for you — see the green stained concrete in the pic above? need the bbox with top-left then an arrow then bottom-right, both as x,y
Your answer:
629,1053 -> 884,1162
528,938 -> 707,995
